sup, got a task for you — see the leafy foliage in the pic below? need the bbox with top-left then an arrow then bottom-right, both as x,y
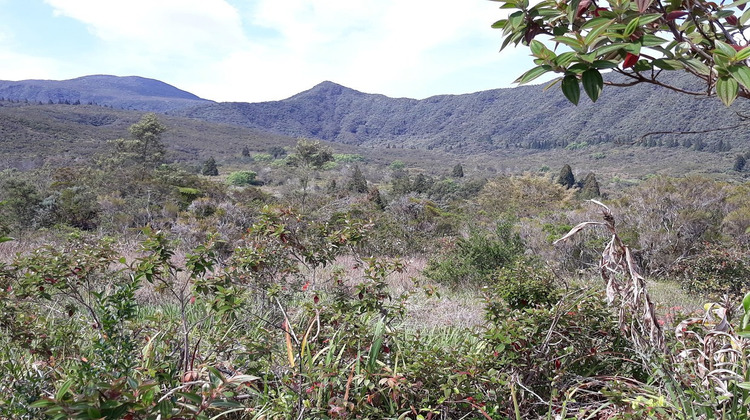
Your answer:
423,221 -> 526,287
226,170 -> 257,186
493,0 -> 750,105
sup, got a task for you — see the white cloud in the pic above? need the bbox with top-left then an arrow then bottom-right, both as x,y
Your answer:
44,0 -> 246,59
0,0 -> 528,102
210,0 -> 515,100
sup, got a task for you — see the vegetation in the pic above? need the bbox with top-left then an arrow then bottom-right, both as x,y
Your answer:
3,86 -> 750,419
493,0 -> 750,105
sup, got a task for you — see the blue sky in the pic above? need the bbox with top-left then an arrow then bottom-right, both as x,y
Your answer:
0,0 -> 534,102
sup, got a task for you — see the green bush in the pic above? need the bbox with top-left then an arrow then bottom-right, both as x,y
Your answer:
488,260 -> 559,309
226,170 -> 257,186
672,245 -> 750,299
423,221 -> 525,287
483,287 -> 637,417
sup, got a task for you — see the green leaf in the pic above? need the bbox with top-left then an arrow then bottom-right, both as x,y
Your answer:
735,45 -> 750,61
741,8 -> 750,25
638,13 -> 663,25
29,399 -> 55,408
729,65 -> 750,90
624,17 -> 640,38
680,58 -> 711,75
553,36 -> 585,51
581,69 -> 603,102
737,382 -> 750,391
210,401 -> 243,408
641,34 -> 669,47
623,43 -> 642,55
714,40 -> 738,59
561,75 -> 581,105
591,60 -> 620,69
716,75 -> 739,106
724,0 -> 750,9
653,59 -> 685,70
581,17 -> 614,31
530,40 -> 547,57
742,291 -> 750,314
55,380 -> 74,401
554,51 -> 578,67
514,65 -> 553,84
491,19 -> 508,29
584,20 -> 613,46
508,11 -> 525,29
176,392 -> 203,406
594,43 -> 628,57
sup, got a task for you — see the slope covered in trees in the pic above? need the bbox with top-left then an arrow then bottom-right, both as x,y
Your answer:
174,72 -> 750,153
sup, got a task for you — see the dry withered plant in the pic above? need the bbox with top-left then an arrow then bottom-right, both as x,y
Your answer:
554,199 -> 665,354
555,200 -> 750,417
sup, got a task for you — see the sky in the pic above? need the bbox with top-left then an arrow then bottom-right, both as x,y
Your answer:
0,0 -> 535,103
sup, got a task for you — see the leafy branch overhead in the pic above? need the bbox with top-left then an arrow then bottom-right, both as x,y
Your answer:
493,0 -> 750,105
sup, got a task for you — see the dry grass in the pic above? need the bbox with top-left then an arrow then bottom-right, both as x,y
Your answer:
305,255 -> 485,329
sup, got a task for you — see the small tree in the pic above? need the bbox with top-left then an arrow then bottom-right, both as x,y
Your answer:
579,172 -> 601,199
286,139 -> 333,209
241,146 -> 250,157
106,113 -> 167,171
348,166 -> 368,193
557,164 -> 575,189
734,154 -> 747,172
201,157 -> 219,176
269,146 -> 287,159
452,163 -> 464,178
413,173 -> 431,194
128,113 -> 167,168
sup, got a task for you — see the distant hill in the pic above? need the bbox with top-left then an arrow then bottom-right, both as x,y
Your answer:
0,101 -> 297,170
0,75 -> 212,112
173,74 -> 750,154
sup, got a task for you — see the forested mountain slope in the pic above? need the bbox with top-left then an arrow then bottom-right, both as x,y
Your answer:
174,73 -> 750,153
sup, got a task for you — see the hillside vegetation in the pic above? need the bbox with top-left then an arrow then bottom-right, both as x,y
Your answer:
1,111 -> 750,418
173,72 -> 750,154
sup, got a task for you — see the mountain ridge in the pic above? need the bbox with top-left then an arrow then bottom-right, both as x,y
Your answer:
3,73 -> 749,155
0,75 -> 212,112
173,71 -> 750,154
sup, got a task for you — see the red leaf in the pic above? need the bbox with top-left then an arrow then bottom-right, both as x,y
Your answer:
577,0 -> 592,17
733,44 -> 745,51
665,11 -> 688,21
623,53 -> 639,68
727,15 -> 739,26
636,0 -> 653,12
593,7 -> 608,17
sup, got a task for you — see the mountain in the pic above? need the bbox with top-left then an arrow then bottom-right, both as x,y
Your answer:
0,75 -> 212,112
2,73 -> 749,157
0,101 -> 299,171
173,74 -> 750,154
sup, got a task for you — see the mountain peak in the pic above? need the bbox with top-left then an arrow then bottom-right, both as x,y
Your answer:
288,81 -> 364,101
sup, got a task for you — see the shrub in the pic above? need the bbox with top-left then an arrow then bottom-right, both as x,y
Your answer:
488,260 -> 558,309
252,153 -> 273,162
483,286 -> 636,418
672,245 -> 750,299
423,221 -> 525,287
226,170 -> 257,186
